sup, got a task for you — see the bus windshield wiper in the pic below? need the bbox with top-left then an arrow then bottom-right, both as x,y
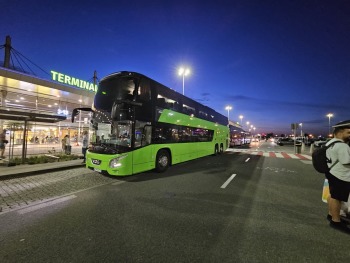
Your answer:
104,143 -> 119,152
95,143 -> 119,154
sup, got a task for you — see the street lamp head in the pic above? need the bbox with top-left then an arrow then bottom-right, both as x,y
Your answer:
225,106 -> 232,111
326,113 -> 334,137
178,67 -> 191,95
178,67 -> 190,76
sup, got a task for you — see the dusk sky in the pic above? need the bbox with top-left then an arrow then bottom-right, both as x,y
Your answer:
1,0 -> 350,136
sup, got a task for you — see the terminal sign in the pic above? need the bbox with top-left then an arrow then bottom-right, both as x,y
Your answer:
51,70 -> 97,93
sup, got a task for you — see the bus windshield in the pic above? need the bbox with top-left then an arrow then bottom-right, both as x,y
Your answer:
90,110 -> 132,154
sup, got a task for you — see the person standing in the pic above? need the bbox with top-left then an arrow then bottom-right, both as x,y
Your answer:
326,120 -> 350,233
64,135 -> 71,154
82,131 -> 88,164
61,136 -> 65,152
0,129 -> 7,159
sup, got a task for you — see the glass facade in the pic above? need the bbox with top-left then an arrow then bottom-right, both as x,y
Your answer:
0,68 -> 94,160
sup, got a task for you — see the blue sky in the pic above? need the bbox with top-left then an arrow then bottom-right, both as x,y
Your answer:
1,0 -> 350,136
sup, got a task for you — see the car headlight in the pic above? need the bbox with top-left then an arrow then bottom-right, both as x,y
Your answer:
109,154 -> 128,168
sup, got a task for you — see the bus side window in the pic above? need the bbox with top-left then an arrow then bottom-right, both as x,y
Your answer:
139,80 -> 151,101
157,98 -> 166,108
173,102 -> 180,111
143,126 -> 152,146
167,102 -> 174,109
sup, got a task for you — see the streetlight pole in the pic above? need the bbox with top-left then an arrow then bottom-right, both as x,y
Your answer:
225,106 -> 232,122
327,113 -> 333,136
239,115 -> 243,125
299,123 -> 302,137
178,67 -> 190,95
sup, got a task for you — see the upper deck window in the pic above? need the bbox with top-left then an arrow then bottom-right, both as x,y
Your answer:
94,77 -> 136,111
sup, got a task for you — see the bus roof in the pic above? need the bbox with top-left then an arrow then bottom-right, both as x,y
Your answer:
99,71 -> 228,126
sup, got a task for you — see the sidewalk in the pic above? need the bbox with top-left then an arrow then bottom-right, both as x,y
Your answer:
0,159 -> 85,179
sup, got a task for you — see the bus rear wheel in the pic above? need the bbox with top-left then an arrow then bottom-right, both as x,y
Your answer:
155,149 -> 170,172
219,144 -> 224,154
214,145 -> 219,156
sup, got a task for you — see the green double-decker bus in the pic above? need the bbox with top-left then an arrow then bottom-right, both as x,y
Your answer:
74,71 -> 229,176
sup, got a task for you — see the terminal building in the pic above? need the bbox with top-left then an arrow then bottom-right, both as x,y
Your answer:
0,66 -> 95,161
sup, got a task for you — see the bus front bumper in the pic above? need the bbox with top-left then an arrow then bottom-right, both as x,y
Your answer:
86,152 -> 132,176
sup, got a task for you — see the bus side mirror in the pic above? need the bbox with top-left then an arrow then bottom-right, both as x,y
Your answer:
71,107 -> 93,123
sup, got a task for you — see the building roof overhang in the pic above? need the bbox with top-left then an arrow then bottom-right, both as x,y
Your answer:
0,108 -> 66,123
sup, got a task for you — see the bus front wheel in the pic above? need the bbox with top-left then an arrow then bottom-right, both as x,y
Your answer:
155,149 -> 170,172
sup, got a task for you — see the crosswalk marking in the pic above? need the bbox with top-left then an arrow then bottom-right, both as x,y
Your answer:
289,154 -> 300,159
226,148 -> 312,160
275,153 -> 283,158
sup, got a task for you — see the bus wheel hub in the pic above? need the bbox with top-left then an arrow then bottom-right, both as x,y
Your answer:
159,156 -> 168,166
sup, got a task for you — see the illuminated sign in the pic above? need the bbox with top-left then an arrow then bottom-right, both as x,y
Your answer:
51,70 -> 97,93
57,109 -> 69,116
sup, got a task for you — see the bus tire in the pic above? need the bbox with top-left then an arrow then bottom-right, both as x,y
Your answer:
219,144 -> 224,154
214,145 -> 219,156
155,149 -> 170,172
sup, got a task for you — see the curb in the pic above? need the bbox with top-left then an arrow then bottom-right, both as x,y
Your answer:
0,164 -> 85,181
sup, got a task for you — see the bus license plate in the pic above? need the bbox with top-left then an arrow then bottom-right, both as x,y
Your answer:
94,168 -> 102,173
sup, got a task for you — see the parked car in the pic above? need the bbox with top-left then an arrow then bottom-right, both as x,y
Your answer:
314,138 -> 331,147
305,138 -> 317,146
276,138 -> 301,146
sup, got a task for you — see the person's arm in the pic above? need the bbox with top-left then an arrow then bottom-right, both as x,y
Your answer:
338,144 -> 350,165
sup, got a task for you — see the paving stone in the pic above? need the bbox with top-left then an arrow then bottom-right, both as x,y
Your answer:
0,168 -> 115,213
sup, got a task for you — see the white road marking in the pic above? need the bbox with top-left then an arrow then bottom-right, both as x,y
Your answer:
17,195 -> 77,214
288,154 -> 300,159
301,160 -> 312,164
221,174 -> 237,189
245,158 -> 250,162
226,148 -> 313,161
112,180 -> 126,186
300,154 -> 312,160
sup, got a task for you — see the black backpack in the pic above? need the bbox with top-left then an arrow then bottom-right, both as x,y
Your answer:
312,141 -> 341,173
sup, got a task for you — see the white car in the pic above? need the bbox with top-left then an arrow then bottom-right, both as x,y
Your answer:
314,139 -> 329,147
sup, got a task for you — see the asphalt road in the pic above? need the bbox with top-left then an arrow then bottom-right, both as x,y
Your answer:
0,142 -> 349,262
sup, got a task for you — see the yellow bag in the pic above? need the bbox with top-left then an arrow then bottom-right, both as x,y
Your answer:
322,179 -> 330,203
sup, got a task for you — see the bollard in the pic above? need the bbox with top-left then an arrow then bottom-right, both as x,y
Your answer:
310,143 -> 314,153
301,142 -> 305,152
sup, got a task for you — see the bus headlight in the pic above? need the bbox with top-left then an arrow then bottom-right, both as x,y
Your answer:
109,155 -> 128,168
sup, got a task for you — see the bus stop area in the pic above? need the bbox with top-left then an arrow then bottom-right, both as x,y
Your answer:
0,158 -> 84,178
